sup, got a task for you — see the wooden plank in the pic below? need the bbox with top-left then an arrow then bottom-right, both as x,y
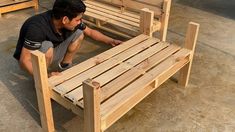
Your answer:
0,0 -> 29,7
95,0 -> 162,17
56,37 -> 159,96
65,41 -> 171,103
85,1 -> 140,23
86,7 -> 139,27
0,1 -> 36,14
84,0 -> 140,19
49,34 -> 149,86
179,22 -> 200,87
83,19 -> 134,38
83,79 -> 101,132
85,11 -> 139,32
100,44 -> 180,102
31,50 -> 55,132
160,0 -> 171,41
100,48 -> 191,130
140,8 -> 154,37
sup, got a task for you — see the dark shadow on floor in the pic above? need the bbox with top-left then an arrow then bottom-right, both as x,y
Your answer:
176,0 -> 235,20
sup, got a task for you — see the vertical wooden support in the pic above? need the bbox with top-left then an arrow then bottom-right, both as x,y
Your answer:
83,79 -> 101,132
31,50 -> 55,132
140,8 -> 154,37
179,22 -> 200,87
33,0 -> 39,13
160,0 -> 172,41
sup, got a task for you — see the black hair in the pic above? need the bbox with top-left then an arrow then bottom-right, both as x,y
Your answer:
52,0 -> 86,20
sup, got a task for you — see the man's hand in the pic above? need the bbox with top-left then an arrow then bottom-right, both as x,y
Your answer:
110,39 -> 123,47
48,72 -> 62,77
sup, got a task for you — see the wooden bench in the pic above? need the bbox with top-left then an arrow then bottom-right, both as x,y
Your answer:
0,0 -> 38,17
82,0 -> 171,41
31,22 -> 199,132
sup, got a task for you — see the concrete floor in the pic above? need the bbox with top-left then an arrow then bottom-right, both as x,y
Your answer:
0,0 -> 235,131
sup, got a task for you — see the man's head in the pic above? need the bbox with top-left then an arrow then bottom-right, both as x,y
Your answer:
52,0 -> 86,30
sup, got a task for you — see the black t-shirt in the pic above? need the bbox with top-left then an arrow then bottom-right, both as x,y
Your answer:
13,10 -> 85,60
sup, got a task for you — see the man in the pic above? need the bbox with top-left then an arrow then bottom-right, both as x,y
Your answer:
13,0 -> 122,77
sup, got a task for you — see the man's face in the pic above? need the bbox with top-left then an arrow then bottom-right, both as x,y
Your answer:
63,13 -> 83,31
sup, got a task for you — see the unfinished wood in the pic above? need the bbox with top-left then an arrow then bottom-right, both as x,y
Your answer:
65,41 -> 170,103
84,0 -> 140,19
49,34 -> 149,86
179,22 -> 200,87
95,0 -> 162,17
57,37 -> 159,97
140,8 -> 154,37
160,0 -> 172,41
0,0 -> 38,15
31,51 -> 55,132
85,1 -> 140,23
83,79 -> 101,132
100,48 -> 191,130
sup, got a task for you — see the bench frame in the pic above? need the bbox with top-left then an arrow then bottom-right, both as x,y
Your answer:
83,0 -> 171,41
0,0 -> 38,17
31,22 -> 199,132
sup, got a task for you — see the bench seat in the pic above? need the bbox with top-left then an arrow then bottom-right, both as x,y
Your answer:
82,0 -> 171,40
31,22 -> 199,132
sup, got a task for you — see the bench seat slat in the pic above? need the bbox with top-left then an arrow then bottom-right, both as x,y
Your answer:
84,0 -> 140,19
49,34 -> 149,86
85,11 -> 139,33
85,2 -> 140,23
65,41 -> 170,103
100,48 -> 191,129
53,37 -> 159,95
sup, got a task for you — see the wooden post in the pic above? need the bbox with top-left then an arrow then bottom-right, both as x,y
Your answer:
160,0 -> 172,41
33,0 -> 39,13
140,8 -> 154,37
178,22 -> 200,87
31,50 -> 55,132
83,79 -> 101,132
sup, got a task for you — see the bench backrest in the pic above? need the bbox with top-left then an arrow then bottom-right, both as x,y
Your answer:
95,0 -> 163,18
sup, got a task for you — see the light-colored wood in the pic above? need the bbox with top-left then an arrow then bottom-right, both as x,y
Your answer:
0,0 -> 38,16
49,34 -> 149,86
83,79 -> 101,132
31,50 -> 55,132
55,37 -> 158,96
65,40 -> 167,103
160,0 -> 172,41
100,48 -> 191,130
140,8 -> 154,37
179,22 -> 200,87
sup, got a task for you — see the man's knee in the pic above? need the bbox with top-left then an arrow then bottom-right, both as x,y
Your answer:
68,33 -> 84,53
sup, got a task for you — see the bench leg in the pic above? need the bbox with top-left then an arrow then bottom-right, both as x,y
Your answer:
179,22 -> 200,87
140,8 -> 154,37
160,0 -> 172,41
31,51 -> 55,132
33,0 -> 39,13
83,79 -> 101,132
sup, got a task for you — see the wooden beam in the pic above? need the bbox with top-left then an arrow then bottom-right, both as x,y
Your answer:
140,8 -> 154,37
83,79 -> 101,132
179,22 -> 200,87
31,50 -> 55,132
160,0 -> 172,41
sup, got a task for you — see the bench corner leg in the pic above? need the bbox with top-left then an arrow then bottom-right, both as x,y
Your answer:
83,79 -> 101,132
140,8 -> 154,37
31,51 -> 55,132
178,22 -> 200,87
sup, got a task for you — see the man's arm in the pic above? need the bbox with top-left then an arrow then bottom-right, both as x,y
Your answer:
19,47 -> 34,75
83,26 -> 122,46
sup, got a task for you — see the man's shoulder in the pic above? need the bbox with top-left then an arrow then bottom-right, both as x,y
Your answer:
24,10 -> 52,26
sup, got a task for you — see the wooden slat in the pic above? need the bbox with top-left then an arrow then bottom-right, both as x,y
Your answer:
85,1 -> 140,23
100,48 -> 191,130
53,37 -> 159,95
0,0 -> 36,14
49,34 -> 149,86
86,7 -> 139,27
84,0 -> 140,19
65,41 -> 171,103
85,11 -> 139,32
